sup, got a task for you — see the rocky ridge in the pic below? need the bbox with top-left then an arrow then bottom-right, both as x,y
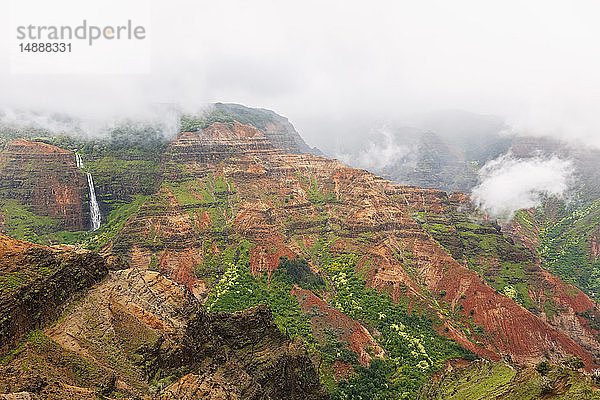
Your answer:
0,235 -> 328,399
100,120 -> 600,370
2,106 -> 600,396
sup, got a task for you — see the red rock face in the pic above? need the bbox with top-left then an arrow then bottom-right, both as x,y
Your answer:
291,286 -> 385,367
105,121 -> 600,370
0,139 -> 85,231
502,207 -> 600,361
395,186 -> 600,368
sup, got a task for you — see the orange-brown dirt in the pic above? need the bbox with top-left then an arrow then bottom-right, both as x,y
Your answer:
291,286 -> 384,367
102,120 -> 600,371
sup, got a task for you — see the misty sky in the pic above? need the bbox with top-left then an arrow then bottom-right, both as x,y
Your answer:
1,0 -> 600,149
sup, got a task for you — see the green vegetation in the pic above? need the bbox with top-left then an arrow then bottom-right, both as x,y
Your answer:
307,178 -> 336,205
320,329 -> 360,365
537,199 -> 600,300
205,245 -> 314,342
84,194 -> 149,251
275,256 -> 324,290
41,124 -> 169,158
505,198 -> 600,302
421,209 -> 538,312
1,329 -> 52,364
322,254 -> 474,399
334,358 -> 395,400
0,200 -> 60,244
41,125 -> 168,211
0,200 -> 87,246
180,110 -> 235,132
420,361 -> 600,400
214,102 -> 275,130
535,360 -> 551,375
203,235 -> 474,399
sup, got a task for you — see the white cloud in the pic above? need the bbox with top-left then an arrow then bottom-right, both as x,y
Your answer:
0,104 -> 182,139
336,127 -> 411,171
471,154 -> 573,219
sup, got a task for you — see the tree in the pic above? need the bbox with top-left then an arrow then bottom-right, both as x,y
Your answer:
535,360 -> 551,375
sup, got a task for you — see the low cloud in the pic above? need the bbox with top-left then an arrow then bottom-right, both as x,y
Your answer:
336,127 -> 412,171
471,154 -> 573,219
0,105 -> 183,139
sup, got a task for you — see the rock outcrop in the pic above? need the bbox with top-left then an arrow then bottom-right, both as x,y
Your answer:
213,103 -> 318,155
0,139 -> 86,231
0,234 -> 120,352
0,238 -> 328,399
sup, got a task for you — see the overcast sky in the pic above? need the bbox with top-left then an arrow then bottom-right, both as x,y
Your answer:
1,0 -> 600,149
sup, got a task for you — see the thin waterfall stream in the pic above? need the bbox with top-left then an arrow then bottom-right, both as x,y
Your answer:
76,154 -> 101,231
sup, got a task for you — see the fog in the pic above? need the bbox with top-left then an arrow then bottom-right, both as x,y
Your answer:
335,127 -> 414,171
471,154 -> 574,219
1,0 -> 599,148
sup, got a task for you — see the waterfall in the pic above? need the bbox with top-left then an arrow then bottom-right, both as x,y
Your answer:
75,153 -> 102,231
86,173 -> 101,231
75,153 -> 83,169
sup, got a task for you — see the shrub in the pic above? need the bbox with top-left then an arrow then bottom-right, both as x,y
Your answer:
535,360 -> 551,375
275,256 -> 324,289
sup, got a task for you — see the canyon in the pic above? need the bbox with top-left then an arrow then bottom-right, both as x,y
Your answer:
1,104 -> 599,398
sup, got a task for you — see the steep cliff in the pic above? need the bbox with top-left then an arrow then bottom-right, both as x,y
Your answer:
213,103 -> 318,155
2,108 -> 600,397
0,238 -> 328,400
0,140 -> 86,235
0,234 -> 120,354
94,120 -> 600,374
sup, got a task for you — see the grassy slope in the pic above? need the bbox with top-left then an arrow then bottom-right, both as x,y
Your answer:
534,200 -> 600,300
507,199 -> 600,304
417,203 -> 539,313
202,235 -> 474,399
420,361 -> 600,400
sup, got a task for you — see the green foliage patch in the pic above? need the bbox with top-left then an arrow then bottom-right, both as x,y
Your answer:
180,110 -> 235,132
323,255 -> 475,399
538,199 -> 600,300
421,360 -> 600,400
0,200 -> 60,244
84,194 -> 149,251
274,256 -> 324,291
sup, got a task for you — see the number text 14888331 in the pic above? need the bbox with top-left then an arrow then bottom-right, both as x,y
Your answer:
19,43 -> 72,52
